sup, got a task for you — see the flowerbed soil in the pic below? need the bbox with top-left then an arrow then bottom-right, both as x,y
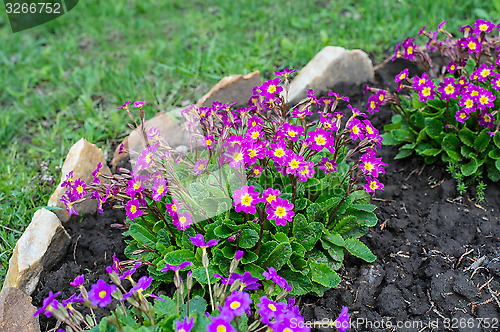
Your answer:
32,59 -> 499,332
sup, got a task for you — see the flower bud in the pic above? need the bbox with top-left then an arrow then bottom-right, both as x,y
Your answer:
275,289 -> 288,302
202,250 -> 209,268
267,283 -> 276,297
126,296 -> 140,308
109,272 -> 121,287
229,280 -> 241,293
186,271 -> 193,291
248,320 -> 261,331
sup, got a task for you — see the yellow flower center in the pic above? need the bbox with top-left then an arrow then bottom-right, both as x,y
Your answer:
230,301 -> 241,310
289,160 -> 300,169
369,181 -> 378,190
419,78 -> 426,85
468,41 -> 477,50
157,186 -> 165,194
99,290 -> 107,298
266,195 -> 276,204
241,194 -> 252,206
460,113 -> 466,119
274,148 -> 285,158
399,73 -> 407,80
465,99 -> 473,108
450,65 -> 455,70
484,115 -> 491,122
254,169 -> 260,176
315,135 -> 326,145
364,162 -> 374,171
366,126 -> 374,134
198,163 -> 205,170
146,153 -> 152,163
267,85 -> 277,94
77,185 -> 84,194
471,90 -> 479,97
130,205 -> 137,214
370,101 -> 375,108
268,304 -> 277,311
480,24 -> 488,31
301,166 -> 309,175
407,46 -> 413,54
172,204 -> 177,212
248,150 -> 257,158
251,131 -> 260,139
206,139 -> 213,146
325,162 -> 333,169
481,69 -> 490,77
233,152 -> 243,162
133,182 -> 142,190
179,216 -> 187,224
379,94 -> 384,101
217,326 -> 226,332
287,130 -> 297,138
480,96 -> 488,104
445,85 -> 454,94
422,87 -> 431,96
352,126 -> 360,134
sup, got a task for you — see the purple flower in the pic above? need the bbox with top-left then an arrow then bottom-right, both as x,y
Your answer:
118,101 -> 132,110
193,158 -> 208,175
267,142 -> 288,163
172,211 -> 193,231
395,68 -> 409,83
261,188 -> 282,205
262,267 -> 288,288
175,316 -> 194,332
88,279 -> 117,308
151,177 -> 168,202
417,82 -> 436,103
257,296 -> 287,324
346,118 -> 365,141
252,165 -> 263,177
447,62 -> 458,74
232,185 -> 260,215
234,250 -> 244,260
160,261 -> 192,273
70,274 -> 84,287
190,234 -> 219,249
437,77 -> 459,102
478,111 -> 495,129
364,176 -> 384,196
461,36 -> 481,54
122,276 -> 152,300
476,88 -> 496,110
229,272 -> 261,291
402,37 -> 416,60
336,306 -> 350,332
222,291 -> 252,318
203,134 -> 216,149
272,313 -> 311,332
266,197 -> 294,226
34,291 -> 60,318
274,68 -> 297,78
319,157 -> 337,174
106,253 -> 120,275
120,262 -> 142,280
260,78 -> 283,99
223,144 -> 247,169
133,101 -> 146,109
473,19 -> 495,34
491,73 -> 500,91
126,199 -> 143,221
279,123 -> 304,142
62,293 -> 84,314
91,162 -> 103,184
166,197 -> 179,217
359,152 -> 386,177
207,316 -> 235,332
307,128 -> 333,152
455,110 -> 470,123
283,152 -> 305,176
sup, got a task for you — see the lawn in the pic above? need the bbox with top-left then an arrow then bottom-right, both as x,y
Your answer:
0,0 -> 496,286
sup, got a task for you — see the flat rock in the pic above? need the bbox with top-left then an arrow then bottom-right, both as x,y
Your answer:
48,138 -> 111,222
0,287 -> 40,332
2,209 -> 70,295
195,71 -> 261,108
287,46 -> 374,105
111,111 -> 192,171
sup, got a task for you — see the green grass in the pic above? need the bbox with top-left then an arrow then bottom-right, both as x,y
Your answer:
0,0 -> 496,286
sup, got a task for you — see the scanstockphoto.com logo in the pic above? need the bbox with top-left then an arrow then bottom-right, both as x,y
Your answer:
3,0 -> 79,32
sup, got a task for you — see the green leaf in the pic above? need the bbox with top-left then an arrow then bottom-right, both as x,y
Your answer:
391,129 -> 412,142
294,197 -> 311,211
494,132 -> 500,149
239,229 -> 259,249
446,149 -> 463,161
381,132 -> 400,146
156,228 -> 171,254
416,128 -> 428,144
213,224 -> 235,238
442,133 -> 460,151
308,260 -> 340,288
351,203 -> 377,212
244,263 -> 265,280
129,223 -> 156,247
288,254 -> 309,275
464,58 -> 477,74
290,241 -> 306,257
191,266 -> 220,285
487,165 -> 500,181
273,232 -> 289,243
427,99 -> 445,110
294,222 -> 323,251
346,208 -> 378,227
421,148 -> 442,156
322,233 -> 345,247
279,269 -> 313,296
331,215 -> 358,234
460,158 -> 479,176
306,203 -> 324,223
496,159 -> 500,172
474,130 -> 491,152
154,296 -> 177,318
424,117 -> 444,139
263,242 -> 292,270
344,238 -> 376,262
394,149 -> 413,159
256,241 -> 278,263
241,251 -> 259,264
321,239 -> 344,261
292,213 -> 307,233
461,145 -> 474,158
163,249 -> 196,266
459,127 -> 475,147
180,296 -> 207,317
488,148 -> 500,160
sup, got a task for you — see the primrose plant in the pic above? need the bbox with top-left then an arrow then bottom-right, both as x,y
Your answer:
34,246 -> 350,332
61,68 -> 386,298
368,20 -> 500,201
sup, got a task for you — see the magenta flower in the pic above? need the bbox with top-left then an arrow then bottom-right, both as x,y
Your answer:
133,101 -> 146,108
366,94 -> 381,114
71,178 -> 87,199
266,197 -> 294,226
88,279 -> 117,308
222,291 -> 252,318
193,158 -> 208,176
190,234 -> 219,249
70,274 -> 84,287
456,110 -> 470,123
91,162 -> 103,184
126,199 -> 143,221
122,276 -> 152,300
161,261 -> 192,273
347,118 -> 365,141
151,177 -> 168,202
291,106 -> 312,119
271,313 -> 311,332
413,72 -> 431,91
417,82 -> 436,103
446,62 -> 458,74
307,128 -> 333,152
473,19 -> 495,34
207,316 -> 235,332
245,142 -> 266,164
364,176 -> 384,196
359,153 -> 386,177
223,144 -> 247,169
118,101 -> 132,110
319,116 -> 338,131
283,152 -> 305,176
336,306 -> 350,332
261,188 -> 282,205
34,291 -> 60,318
232,185 -> 260,214
175,317 -> 194,332
395,68 -> 409,83
126,175 -> 146,198
119,262 -> 142,280
461,36 -> 481,54
246,126 -> 264,141
228,272 -> 261,291
257,296 -> 287,324
266,142 -> 288,163
62,293 -> 84,314
263,267 -> 288,288
476,88 -> 495,110
147,127 -> 161,141
279,122 -> 304,142
252,165 -> 263,177
402,37 -> 416,60
491,74 -> 500,91
437,77 -> 459,102
203,135 -> 216,149
106,253 -> 120,275
298,160 -> 315,182
166,197 -> 179,217
473,64 -> 494,83
61,195 -> 78,216
319,157 -> 337,174
261,78 -> 283,99
458,93 -> 476,112
275,68 -> 297,78
172,211 -> 193,231
478,111 -> 495,129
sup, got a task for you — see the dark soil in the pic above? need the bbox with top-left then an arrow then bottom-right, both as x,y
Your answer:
301,59 -> 500,332
32,59 -> 500,332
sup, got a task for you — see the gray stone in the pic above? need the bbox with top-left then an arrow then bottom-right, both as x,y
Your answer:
2,209 -> 70,295
0,287 -> 40,332
287,46 -> 374,105
195,71 -> 261,108
48,138 -> 111,222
